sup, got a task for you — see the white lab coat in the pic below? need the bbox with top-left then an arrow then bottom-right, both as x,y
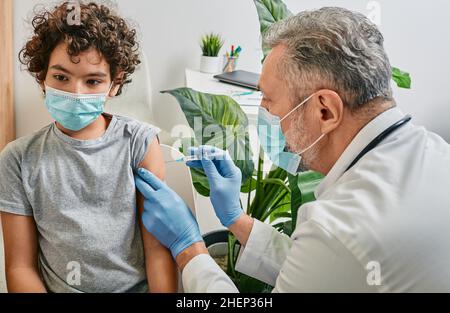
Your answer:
182,107 -> 450,292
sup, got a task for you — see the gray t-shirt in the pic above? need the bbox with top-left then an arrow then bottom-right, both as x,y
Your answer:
0,114 -> 160,292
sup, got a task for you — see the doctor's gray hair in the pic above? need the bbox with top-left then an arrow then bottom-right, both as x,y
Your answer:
264,7 -> 393,111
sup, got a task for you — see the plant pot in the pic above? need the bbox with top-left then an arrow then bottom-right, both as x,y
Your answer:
203,229 -> 273,293
203,229 -> 230,272
200,55 -> 220,74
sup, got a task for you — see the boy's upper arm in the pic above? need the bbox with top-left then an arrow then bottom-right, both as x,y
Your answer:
0,143 -> 38,271
1,212 -> 39,270
131,122 -> 161,172
0,143 -> 33,216
136,137 -> 178,292
137,136 -> 165,181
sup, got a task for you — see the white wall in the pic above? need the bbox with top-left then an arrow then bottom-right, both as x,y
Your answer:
13,0 -> 450,141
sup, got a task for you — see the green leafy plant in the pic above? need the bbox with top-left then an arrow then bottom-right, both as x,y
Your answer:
162,86 -> 322,292
200,33 -> 224,57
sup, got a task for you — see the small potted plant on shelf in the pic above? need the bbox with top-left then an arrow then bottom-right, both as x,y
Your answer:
199,33 -> 224,74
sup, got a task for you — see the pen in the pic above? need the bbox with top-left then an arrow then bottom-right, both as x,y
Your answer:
234,46 -> 242,56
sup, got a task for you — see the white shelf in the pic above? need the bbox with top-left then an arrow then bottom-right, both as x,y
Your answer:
185,68 -> 260,118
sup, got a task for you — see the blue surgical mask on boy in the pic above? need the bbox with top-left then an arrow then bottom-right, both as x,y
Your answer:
44,83 -> 113,131
257,93 -> 325,175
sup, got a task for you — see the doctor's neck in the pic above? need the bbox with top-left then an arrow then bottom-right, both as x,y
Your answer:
309,98 -> 397,175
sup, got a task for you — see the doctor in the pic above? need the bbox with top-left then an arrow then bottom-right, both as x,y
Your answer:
135,7 -> 450,292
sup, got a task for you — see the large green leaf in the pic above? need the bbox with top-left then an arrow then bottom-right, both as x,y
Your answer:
253,0 -> 292,61
268,192 -> 291,223
392,67 -> 412,89
286,171 -> 324,236
161,88 -> 254,196
254,0 -> 293,35
176,137 -> 210,196
190,167 -> 211,197
249,163 -> 290,220
235,272 -> 273,293
240,175 -> 257,193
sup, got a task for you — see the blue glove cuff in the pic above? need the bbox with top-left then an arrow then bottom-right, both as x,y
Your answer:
169,224 -> 204,259
222,209 -> 244,228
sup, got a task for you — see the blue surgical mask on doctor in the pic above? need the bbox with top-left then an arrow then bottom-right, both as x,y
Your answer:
44,83 -> 113,131
257,93 -> 325,175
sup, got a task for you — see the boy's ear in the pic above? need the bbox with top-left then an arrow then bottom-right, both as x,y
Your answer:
40,83 -> 46,96
109,72 -> 125,97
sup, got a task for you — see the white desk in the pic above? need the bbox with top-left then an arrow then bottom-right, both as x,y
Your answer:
184,69 -> 261,122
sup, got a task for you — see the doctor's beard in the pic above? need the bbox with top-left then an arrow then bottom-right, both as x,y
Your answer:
285,111 -> 321,172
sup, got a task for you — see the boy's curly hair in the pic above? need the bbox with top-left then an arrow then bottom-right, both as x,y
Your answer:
19,1 -> 140,96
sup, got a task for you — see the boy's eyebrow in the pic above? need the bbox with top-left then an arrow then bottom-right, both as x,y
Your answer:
50,64 -> 72,74
85,71 -> 108,78
49,64 -> 108,77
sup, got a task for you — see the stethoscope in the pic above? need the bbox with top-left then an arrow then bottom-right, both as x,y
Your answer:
345,115 -> 412,172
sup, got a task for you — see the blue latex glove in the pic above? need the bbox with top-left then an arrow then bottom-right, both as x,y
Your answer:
135,168 -> 203,259
187,146 -> 243,227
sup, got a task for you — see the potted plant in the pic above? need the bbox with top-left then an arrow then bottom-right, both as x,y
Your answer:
162,0 -> 412,292
199,33 -> 224,74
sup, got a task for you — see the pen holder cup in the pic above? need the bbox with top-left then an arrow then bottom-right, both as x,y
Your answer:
222,56 -> 239,73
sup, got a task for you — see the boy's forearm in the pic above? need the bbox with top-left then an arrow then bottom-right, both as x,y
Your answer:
6,267 -> 47,293
144,240 -> 178,293
137,195 -> 178,292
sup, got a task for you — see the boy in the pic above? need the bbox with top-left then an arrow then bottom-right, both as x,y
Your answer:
0,1 -> 177,292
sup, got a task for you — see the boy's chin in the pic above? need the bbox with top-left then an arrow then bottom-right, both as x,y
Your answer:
55,115 -> 105,134
55,122 -> 90,134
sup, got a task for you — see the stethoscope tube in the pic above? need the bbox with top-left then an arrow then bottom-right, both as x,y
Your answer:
345,115 -> 412,172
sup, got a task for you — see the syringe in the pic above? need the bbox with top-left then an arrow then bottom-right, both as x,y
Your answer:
165,153 -> 223,164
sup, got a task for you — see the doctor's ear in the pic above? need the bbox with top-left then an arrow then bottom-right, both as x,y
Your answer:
314,90 -> 344,134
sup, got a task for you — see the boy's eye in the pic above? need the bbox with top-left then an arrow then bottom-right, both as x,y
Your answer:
54,74 -> 68,81
87,79 -> 102,86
